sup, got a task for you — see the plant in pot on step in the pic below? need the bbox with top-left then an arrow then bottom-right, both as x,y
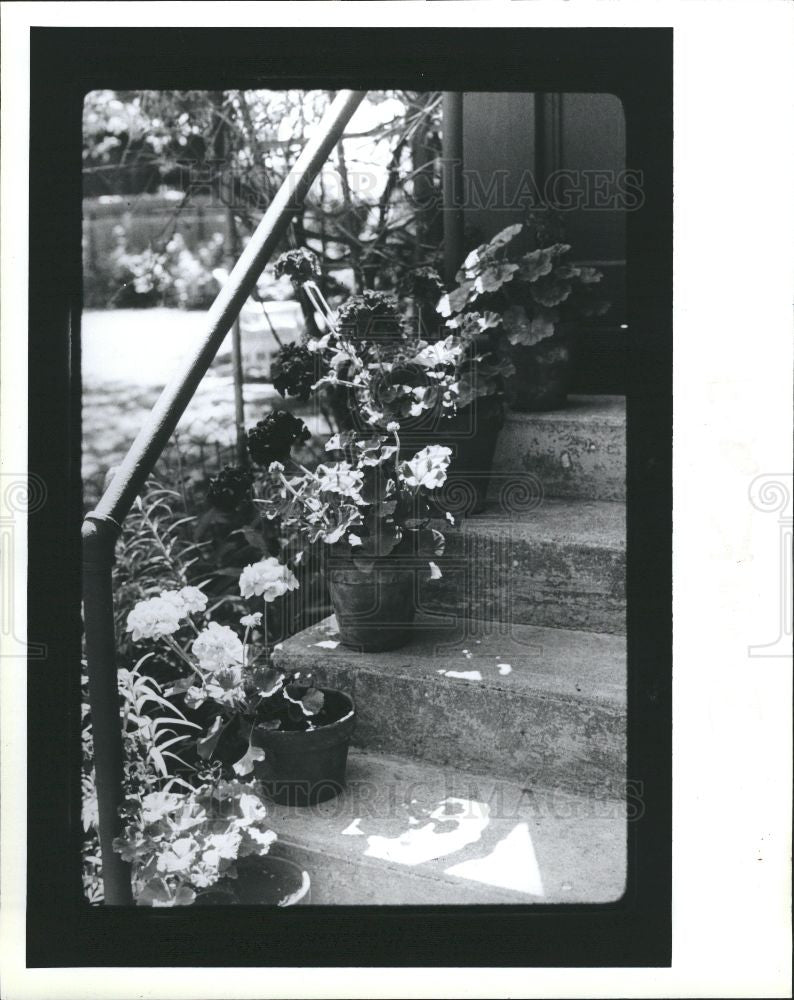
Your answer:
271,248 -> 512,515
113,772 -> 309,906
124,573 -> 354,808
438,221 -> 610,412
255,425 -> 450,654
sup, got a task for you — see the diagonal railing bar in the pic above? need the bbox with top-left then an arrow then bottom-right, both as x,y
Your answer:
81,90 -> 366,904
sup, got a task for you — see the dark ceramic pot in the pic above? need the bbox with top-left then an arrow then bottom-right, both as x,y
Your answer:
325,558 -> 416,652
506,325 -> 574,412
401,394 -> 505,516
195,855 -> 311,906
253,688 -> 355,806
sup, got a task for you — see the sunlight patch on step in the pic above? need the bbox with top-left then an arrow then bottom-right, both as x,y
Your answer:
444,822 -> 545,897
341,818 -> 364,836
364,798 -> 489,867
313,639 -> 340,649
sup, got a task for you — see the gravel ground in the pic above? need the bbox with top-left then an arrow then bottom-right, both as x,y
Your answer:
81,305 -> 331,505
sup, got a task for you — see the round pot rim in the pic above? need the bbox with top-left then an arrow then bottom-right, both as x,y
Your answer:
255,687 -> 355,749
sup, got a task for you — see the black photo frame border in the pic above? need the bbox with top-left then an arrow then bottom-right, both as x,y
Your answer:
27,25 -> 672,969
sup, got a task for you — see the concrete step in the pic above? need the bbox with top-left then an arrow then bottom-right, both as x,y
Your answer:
421,499 -> 626,635
491,395 -> 626,502
266,749 -> 627,904
273,615 -> 626,795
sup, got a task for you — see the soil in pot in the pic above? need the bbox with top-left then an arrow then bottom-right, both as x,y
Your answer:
253,688 -> 356,806
195,856 -> 311,906
506,325 -> 574,412
324,555 -> 416,652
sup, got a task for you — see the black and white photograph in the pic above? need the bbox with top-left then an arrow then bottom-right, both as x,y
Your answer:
1,3 -> 791,997
80,84 -> 631,911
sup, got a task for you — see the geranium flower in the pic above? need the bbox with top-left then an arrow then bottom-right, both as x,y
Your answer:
192,622 -> 244,673
336,290 -> 403,342
204,665 -> 246,707
238,557 -> 300,602
271,343 -> 320,401
240,612 -> 262,628
157,837 -> 197,875
402,445 -> 453,490
126,595 -> 184,641
273,247 -> 322,286
177,586 -> 208,615
315,462 -> 365,502
415,335 -> 463,369
207,464 -> 254,511
246,411 -> 310,468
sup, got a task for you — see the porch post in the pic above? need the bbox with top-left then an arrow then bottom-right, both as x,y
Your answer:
442,91 -> 465,284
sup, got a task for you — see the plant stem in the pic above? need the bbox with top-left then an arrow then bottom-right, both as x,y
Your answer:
261,601 -> 270,666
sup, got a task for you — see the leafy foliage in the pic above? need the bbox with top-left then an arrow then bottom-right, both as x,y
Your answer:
113,777 -> 276,906
438,221 -> 610,348
83,89 -> 445,309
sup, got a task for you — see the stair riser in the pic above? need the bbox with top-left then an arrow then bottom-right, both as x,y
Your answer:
420,534 -> 626,635
272,841 -> 528,905
304,661 -> 626,796
491,403 -> 626,502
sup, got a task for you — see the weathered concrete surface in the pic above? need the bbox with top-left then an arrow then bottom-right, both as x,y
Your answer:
265,749 -> 627,904
274,615 -> 626,795
420,500 -> 626,635
491,395 -> 626,502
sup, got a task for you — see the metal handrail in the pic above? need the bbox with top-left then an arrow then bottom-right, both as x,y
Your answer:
82,90 -> 366,903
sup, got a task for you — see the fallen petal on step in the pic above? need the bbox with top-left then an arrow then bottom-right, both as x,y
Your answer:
437,669 -> 483,681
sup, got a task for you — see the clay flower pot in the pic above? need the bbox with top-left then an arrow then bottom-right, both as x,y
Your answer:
325,559 -> 416,652
253,688 -> 356,806
505,324 -> 574,412
195,855 -> 311,906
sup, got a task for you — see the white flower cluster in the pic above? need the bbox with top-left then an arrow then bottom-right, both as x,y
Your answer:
126,586 -> 208,641
192,622 -> 243,673
314,462 -> 365,503
415,334 -> 464,369
238,557 -> 300,603
401,445 -> 453,491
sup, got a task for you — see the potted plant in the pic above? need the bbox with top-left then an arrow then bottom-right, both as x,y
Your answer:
254,428 -> 450,652
113,776 -> 310,906
270,250 -> 512,515
125,578 -> 355,806
438,222 -> 610,411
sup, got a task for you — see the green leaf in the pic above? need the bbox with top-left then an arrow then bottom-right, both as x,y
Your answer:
167,675 -> 197,696
232,745 -> 266,777
197,715 -> 224,761
300,687 -> 325,716
137,876 -> 172,906
530,274 -> 573,308
249,666 -> 284,698
241,526 -> 269,553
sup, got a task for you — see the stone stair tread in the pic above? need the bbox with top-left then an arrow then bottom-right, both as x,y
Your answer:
446,498 -> 625,551
490,395 -> 626,503
275,615 -> 626,707
503,394 -> 626,427
267,748 -> 627,904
